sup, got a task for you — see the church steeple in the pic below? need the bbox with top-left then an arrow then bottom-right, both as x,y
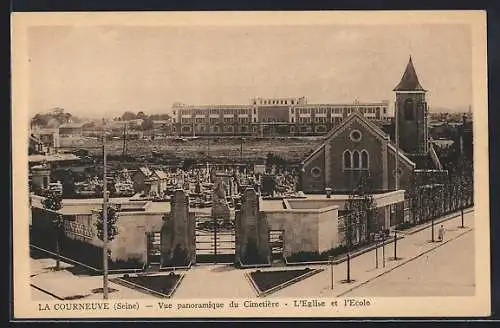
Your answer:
394,56 -> 429,155
393,56 -> 426,92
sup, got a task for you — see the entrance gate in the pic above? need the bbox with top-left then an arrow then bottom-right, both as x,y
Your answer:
146,231 -> 162,269
195,215 -> 235,263
269,230 -> 284,262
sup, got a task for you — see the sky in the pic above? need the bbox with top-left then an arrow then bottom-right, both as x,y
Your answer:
27,24 -> 472,119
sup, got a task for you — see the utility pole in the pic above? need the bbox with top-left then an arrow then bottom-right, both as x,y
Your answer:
122,122 -> 127,157
240,137 -> 244,163
346,252 -> 351,283
213,216 -> 218,264
395,102 -> 400,191
102,126 -> 109,300
375,237 -> 379,269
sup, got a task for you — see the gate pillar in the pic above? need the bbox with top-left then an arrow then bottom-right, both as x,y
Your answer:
235,188 -> 270,266
161,189 -> 196,267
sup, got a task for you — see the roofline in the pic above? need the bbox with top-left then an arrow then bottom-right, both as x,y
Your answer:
387,143 -> 416,168
394,90 -> 427,93
300,144 -> 325,165
323,111 -> 389,141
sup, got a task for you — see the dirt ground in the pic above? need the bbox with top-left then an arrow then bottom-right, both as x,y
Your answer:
60,136 -> 324,163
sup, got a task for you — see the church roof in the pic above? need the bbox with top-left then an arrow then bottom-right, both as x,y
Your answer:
393,56 -> 426,92
324,110 -> 390,142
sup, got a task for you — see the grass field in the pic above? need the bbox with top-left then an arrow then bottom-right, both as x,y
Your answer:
60,136 -> 324,163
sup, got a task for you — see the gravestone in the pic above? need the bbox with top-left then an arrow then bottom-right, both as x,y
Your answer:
235,188 -> 270,265
211,178 -> 230,224
161,189 -> 195,266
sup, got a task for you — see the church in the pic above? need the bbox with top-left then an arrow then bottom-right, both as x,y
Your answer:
300,56 -> 446,196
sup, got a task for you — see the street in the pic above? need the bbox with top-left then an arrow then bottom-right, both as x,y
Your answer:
345,229 -> 474,297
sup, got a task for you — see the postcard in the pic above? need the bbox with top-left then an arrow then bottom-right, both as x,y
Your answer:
11,10 -> 490,319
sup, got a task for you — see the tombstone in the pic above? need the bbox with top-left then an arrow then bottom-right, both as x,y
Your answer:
235,188 -> 270,265
161,189 -> 195,266
211,178 -> 230,224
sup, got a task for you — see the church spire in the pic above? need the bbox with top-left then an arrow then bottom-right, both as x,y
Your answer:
393,56 -> 426,92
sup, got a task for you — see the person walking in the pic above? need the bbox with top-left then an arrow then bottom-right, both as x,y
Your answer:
438,225 -> 445,242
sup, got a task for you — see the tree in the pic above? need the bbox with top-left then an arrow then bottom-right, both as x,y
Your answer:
95,205 -> 120,246
452,157 -> 473,228
42,191 -> 63,270
141,117 -> 154,131
121,111 -> 137,121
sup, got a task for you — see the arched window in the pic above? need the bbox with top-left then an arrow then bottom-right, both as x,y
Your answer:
343,150 -> 352,169
361,150 -> 369,169
352,150 -> 360,168
404,98 -> 414,121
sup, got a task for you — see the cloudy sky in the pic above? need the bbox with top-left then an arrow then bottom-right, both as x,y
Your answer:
27,23 -> 472,118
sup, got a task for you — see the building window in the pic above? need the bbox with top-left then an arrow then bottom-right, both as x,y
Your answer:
404,98 -> 414,120
343,150 -> 352,169
393,167 -> 403,177
350,129 -> 362,142
361,150 -> 369,169
353,150 -> 360,168
311,166 -> 321,178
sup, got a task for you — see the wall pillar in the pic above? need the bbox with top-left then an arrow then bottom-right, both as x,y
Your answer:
235,188 -> 270,265
161,189 -> 195,266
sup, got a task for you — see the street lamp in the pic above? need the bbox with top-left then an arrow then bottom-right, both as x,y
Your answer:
393,229 -> 397,260
382,232 -> 386,268
329,256 -> 335,290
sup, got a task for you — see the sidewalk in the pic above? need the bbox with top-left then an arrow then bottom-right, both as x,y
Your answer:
174,264 -> 256,299
30,258 -> 154,300
269,209 -> 474,298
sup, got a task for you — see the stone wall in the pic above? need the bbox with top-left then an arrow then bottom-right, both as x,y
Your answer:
109,212 -> 164,263
264,211 -> 316,256
317,207 -> 339,252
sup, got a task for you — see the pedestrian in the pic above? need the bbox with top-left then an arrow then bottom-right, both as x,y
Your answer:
438,225 -> 445,242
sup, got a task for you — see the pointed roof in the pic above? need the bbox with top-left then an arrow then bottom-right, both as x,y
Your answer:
393,56 -> 426,92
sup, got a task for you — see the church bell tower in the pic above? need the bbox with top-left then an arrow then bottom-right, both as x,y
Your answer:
393,56 -> 429,155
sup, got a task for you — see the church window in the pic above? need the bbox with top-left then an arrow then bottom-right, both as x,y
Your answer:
353,150 -> 360,168
404,98 -> 414,120
361,150 -> 369,169
350,129 -> 362,142
343,150 -> 352,169
311,167 -> 322,178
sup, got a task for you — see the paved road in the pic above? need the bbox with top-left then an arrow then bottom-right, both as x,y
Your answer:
270,210 -> 475,298
345,229 -> 474,297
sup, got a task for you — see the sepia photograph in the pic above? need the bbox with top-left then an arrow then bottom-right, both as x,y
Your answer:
11,11 -> 490,318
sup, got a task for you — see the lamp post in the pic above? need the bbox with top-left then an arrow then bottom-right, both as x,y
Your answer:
329,256 -> 334,290
382,233 -> 386,268
393,229 -> 397,260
